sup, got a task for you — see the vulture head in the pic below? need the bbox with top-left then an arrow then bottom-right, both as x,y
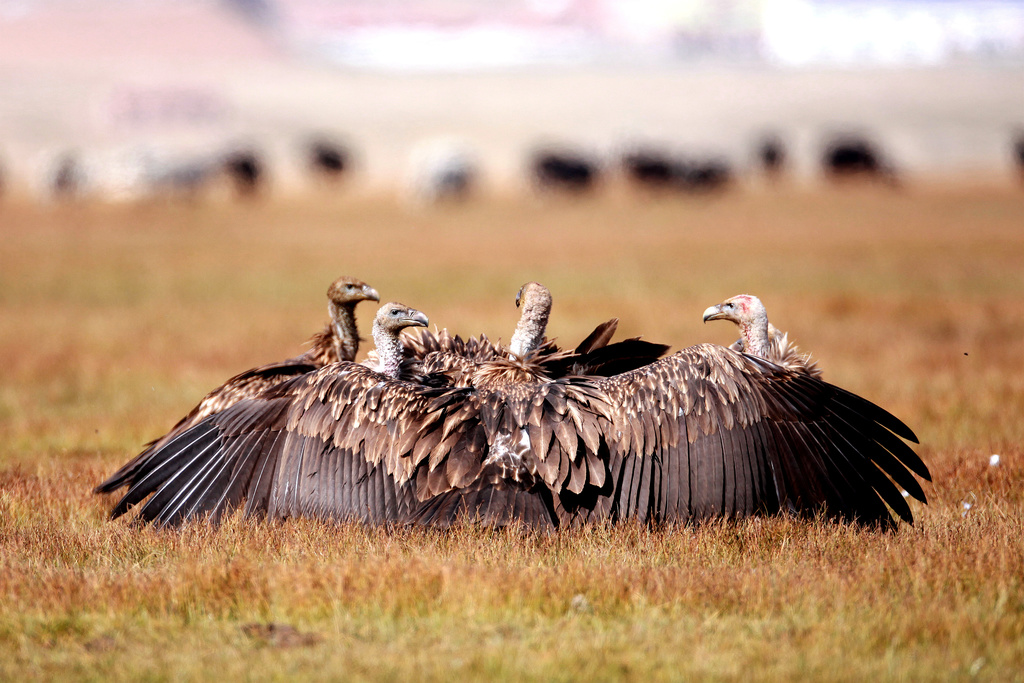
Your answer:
703,294 -> 770,357
324,276 -> 380,362
373,302 -> 429,334
327,276 -> 380,309
371,302 -> 429,378
510,282 -> 552,358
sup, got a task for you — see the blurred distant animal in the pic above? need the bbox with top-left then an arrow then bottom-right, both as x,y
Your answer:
621,147 -> 731,193
822,136 -> 897,184
1012,131 -> 1024,182
405,139 -> 477,203
141,153 -> 217,198
531,149 -> 599,193
676,158 -> 732,192
622,149 -> 679,189
51,153 -> 84,199
223,149 -> 263,196
308,139 -> 350,180
757,134 -> 786,179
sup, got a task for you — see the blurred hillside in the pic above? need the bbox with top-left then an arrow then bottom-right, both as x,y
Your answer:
0,0 -> 1023,197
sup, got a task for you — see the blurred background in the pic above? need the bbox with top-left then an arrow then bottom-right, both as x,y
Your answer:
1,0 -> 1023,201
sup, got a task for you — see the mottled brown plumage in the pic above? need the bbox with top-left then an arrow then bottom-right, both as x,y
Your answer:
101,302 -> 435,526
414,342 -> 927,530
703,294 -> 822,379
408,282 -> 670,386
94,276 -> 379,495
100,289 -> 925,534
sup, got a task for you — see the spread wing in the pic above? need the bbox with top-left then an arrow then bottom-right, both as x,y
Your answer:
409,320 -> 669,384
94,357 -> 321,494
410,345 -> 928,530
588,344 -> 927,528
102,362 -> 454,527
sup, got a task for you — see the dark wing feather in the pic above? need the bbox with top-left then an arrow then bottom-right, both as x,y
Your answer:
573,318 -> 619,355
596,345 -> 929,527
95,358 -> 320,494
409,478 -> 559,529
104,362 -> 449,527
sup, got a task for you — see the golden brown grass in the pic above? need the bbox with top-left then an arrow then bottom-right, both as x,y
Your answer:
2,183 -> 1023,680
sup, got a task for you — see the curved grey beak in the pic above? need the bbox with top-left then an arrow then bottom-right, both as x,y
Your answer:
702,304 -> 724,323
404,310 -> 429,328
364,286 -> 381,303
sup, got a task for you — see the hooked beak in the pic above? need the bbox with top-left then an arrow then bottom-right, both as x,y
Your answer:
702,304 -> 725,323
363,286 -> 380,303
404,311 -> 429,328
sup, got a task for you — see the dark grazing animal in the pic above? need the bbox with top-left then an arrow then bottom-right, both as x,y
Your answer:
822,135 -> 898,184
622,149 -> 679,189
621,147 -> 732,193
223,149 -> 263,195
308,139 -> 350,179
1012,131 -> 1024,181
757,134 -> 786,178
531,149 -> 599,193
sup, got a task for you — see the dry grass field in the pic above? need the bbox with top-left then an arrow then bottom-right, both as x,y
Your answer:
1,183 -> 1023,680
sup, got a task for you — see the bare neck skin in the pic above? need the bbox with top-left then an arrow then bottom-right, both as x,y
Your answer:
372,319 -> 404,379
509,285 -> 551,358
739,307 -> 771,357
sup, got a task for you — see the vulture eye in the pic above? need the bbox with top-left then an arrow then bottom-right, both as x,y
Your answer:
346,284 -> 355,291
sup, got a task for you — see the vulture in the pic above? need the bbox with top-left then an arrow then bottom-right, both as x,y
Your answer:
101,302 -> 432,526
408,282 -> 670,385
94,276 -> 379,495
413,345 -> 927,530
702,294 -> 821,379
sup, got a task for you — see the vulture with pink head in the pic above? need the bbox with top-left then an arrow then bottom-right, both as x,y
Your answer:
702,293 -> 822,378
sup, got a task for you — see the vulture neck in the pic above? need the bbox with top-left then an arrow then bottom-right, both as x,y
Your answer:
372,321 -> 404,379
509,302 -> 550,359
329,301 -> 360,362
740,311 -> 771,358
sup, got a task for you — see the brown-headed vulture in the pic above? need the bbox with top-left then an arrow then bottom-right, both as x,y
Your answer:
94,275 -> 379,495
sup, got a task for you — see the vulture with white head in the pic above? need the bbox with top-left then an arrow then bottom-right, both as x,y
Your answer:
102,302 -> 433,526
410,282 -> 670,385
94,275 -> 379,495
702,294 -> 821,379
